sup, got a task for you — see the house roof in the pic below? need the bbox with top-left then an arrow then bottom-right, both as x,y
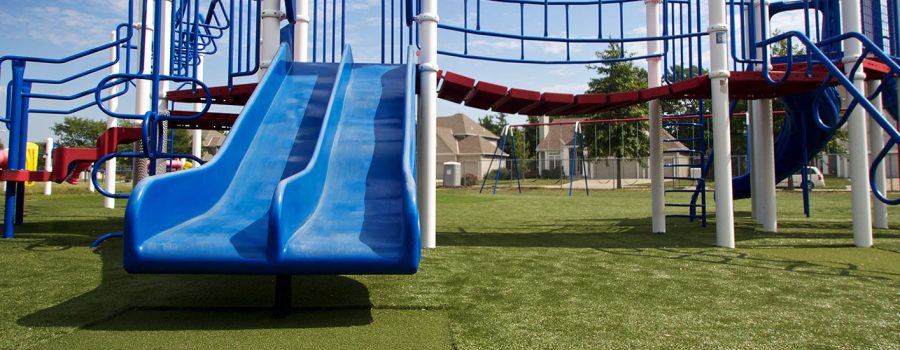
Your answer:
437,113 -> 500,140
536,120 -> 691,153
436,113 -> 506,156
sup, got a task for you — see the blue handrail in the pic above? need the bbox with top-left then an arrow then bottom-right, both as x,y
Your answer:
758,31 -> 900,205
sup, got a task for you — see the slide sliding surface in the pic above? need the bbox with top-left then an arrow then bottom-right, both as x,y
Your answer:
124,45 -> 419,275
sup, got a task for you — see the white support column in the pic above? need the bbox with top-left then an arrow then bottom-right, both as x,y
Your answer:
153,0 -> 173,175
867,79 -> 888,229
752,99 -> 777,232
294,0 -> 310,62
751,0 -> 776,232
707,0 -> 735,248
748,106 -> 757,221
259,0 -> 283,79
133,0 -> 155,183
646,0 -> 665,233
841,0 -> 873,247
191,60 -> 204,168
417,0 -> 438,249
88,165 -> 95,193
43,138 -> 53,196
105,31 -> 119,209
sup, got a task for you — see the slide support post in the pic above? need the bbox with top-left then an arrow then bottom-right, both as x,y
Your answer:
646,0 -> 665,233
417,0 -> 439,249
708,0 -> 735,248
841,0 -> 873,247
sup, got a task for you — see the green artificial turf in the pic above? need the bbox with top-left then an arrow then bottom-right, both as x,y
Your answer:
0,188 -> 898,349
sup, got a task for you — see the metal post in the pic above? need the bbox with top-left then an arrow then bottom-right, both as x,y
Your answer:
260,0 -> 283,79
417,0 -> 439,249
133,0 -> 155,185
43,138 -> 53,196
751,0 -> 777,232
105,31 -> 120,209
154,0 -> 173,175
295,0 -> 310,62
841,0 -> 873,247
867,80 -> 888,229
646,0 -> 665,233
748,107 -> 757,222
191,60 -> 204,167
752,98 -> 777,232
3,61 -> 25,239
707,0 -> 735,248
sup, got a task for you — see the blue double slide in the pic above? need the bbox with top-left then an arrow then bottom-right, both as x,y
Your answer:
123,44 -> 420,274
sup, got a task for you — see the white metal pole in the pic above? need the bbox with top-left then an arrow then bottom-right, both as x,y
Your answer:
867,80 -> 888,229
708,0 -> 735,248
748,105 -> 757,221
841,0 -> 873,247
753,99 -> 777,232
105,31 -> 120,209
88,164 -> 95,192
134,0 -> 155,183
646,0 -> 665,233
191,60 -> 204,168
418,0 -> 438,249
43,137 -> 53,196
751,0 -> 776,232
259,0 -> 282,79
295,0 -> 309,62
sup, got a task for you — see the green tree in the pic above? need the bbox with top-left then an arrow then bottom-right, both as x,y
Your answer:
51,116 -> 107,147
583,43 -> 649,188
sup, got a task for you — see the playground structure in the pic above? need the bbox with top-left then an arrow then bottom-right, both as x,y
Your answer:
0,0 -> 897,275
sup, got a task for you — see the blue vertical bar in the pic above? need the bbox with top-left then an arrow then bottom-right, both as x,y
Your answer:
381,0 -> 386,63
464,0 -> 469,55
520,3 -> 525,59
569,126 -> 577,196
4,60 -> 25,239
565,5 -> 571,61
15,82 -> 32,225
493,132 -> 509,194
476,0 -> 481,30
544,0 -> 549,37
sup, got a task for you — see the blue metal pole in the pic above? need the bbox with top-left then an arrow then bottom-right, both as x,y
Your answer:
569,126 -> 577,196
4,60 -> 25,239
15,82 -> 32,225
492,131 -> 510,194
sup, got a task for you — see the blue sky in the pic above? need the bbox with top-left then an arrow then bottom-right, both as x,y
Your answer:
0,0 -> 808,141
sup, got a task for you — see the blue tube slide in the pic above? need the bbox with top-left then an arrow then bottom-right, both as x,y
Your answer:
732,88 -> 841,199
124,44 -> 419,275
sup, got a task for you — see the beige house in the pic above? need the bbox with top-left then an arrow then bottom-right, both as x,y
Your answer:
436,113 -> 507,179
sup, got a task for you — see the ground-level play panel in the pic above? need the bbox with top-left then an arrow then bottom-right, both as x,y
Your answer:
1,189 -> 897,349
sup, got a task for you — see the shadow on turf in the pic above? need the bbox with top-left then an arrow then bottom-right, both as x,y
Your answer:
18,241 -> 376,331
439,217 -> 899,280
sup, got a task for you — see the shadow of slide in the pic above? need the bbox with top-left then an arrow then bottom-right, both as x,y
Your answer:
18,242 -> 375,331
